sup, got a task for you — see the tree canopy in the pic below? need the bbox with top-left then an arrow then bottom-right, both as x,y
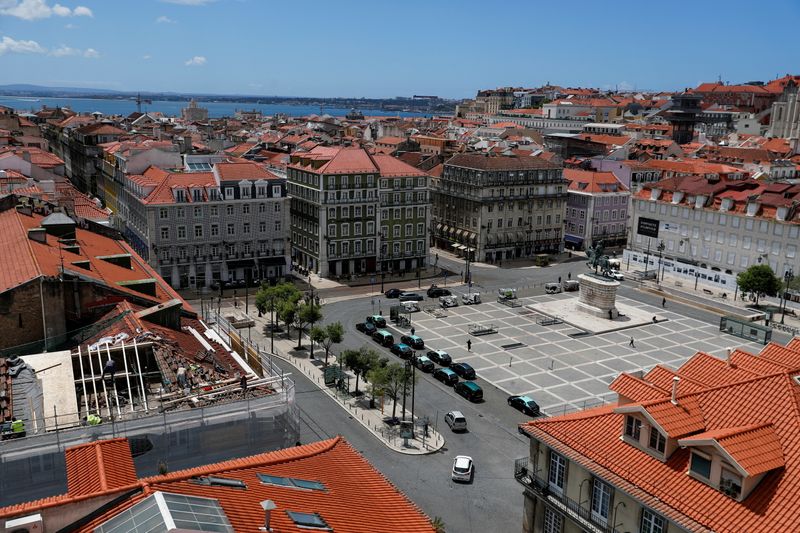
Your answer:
737,264 -> 781,306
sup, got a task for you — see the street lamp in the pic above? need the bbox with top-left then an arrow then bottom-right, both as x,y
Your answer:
782,268 -> 794,324
656,240 -> 665,283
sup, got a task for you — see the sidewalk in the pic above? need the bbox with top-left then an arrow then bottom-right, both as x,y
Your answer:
289,266 -> 454,291
231,304 -> 445,455
432,246 -> 587,270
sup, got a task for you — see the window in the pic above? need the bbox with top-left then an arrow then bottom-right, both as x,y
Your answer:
720,467 -> 742,499
417,223 -> 424,236
542,508 -> 563,533
641,509 -> 666,533
287,512 -> 330,530
243,204 -> 250,215
393,225 -> 400,237
160,227 -> 169,239
260,221 -> 266,233
625,415 -> 642,441
226,205 -> 234,216
367,221 -> 374,234
354,222 -> 362,236
690,451 -> 712,479
176,207 -> 185,218
648,428 -> 666,453
275,202 -> 281,212
210,206 -> 218,217
194,206 -> 202,218
243,223 -> 250,235
328,225 -> 336,237
548,452 -> 566,493
210,224 -> 219,237
273,185 -> 281,197
405,224 -> 412,236
225,187 -> 234,199
194,225 -> 203,238
177,226 -> 186,239
275,221 -> 281,232
341,224 -> 349,237
159,208 -> 168,219
227,223 -> 235,236
591,479 -> 611,524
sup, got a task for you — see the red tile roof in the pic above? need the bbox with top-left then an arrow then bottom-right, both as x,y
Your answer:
522,342 -> 800,533
0,437 -> 436,533
565,168 -> 628,193
65,438 -> 138,497
215,161 -> 279,181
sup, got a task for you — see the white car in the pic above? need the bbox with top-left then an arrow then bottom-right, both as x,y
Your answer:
440,295 -> 458,308
401,301 -> 420,313
608,270 -> 624,281
451,455 -> 474,482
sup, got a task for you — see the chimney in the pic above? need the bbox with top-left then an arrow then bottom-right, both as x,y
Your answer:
27,227 -> 47,243
671,376 -> 680,405
260,500 -> 277,531
726,347 -> 733,366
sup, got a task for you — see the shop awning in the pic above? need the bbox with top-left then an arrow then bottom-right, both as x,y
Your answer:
258,257 -> 288,266
517,232 -> 527,243
226,259 -> 256,269
436,223 -> 443,231
456,229 -> 464,238
564,235 -> 584,244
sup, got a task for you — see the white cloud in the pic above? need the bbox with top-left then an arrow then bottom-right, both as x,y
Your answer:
0,35 -> 46,55
83,47 -> 98,58
0,0 -> 93,20
64,22 -> 76,28
142,54 -> 151,60
185,55 -> 206,66
155,15 -> 174,23
72,5 -> 91,16
161,0 -> 214,4
51,44 -> 79,56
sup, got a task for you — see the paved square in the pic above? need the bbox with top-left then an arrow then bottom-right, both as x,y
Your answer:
405,294 -> 764,415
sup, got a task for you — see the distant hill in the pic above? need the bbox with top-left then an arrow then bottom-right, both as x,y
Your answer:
0,84 -> 122,95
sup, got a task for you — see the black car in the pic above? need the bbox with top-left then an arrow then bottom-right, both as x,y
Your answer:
427,350 -> 452,366
507,395 -> 541,416
385,288 -> 402,298
454,381 -> 483,402
451,362 -> 476,380
366,315 -> 387,328
356,322 -> 377,335
390,343 -> 413,359
433,367 -> 459,386
412,354 -> 435,372
400,335 -> 425,349
427,285 -> 451,298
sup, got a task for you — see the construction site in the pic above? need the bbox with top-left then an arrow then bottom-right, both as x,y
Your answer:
0,300 -> 299,508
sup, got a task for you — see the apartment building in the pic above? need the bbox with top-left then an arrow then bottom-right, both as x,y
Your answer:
432,153 -> 566,263
124,160 -> 288,289
287,146 -> 429,278
625,171 -> 800,291
515,339 -> 800,533
563,168 -> 630,251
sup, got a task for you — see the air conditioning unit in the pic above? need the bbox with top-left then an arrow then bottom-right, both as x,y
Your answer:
5,513 -> 44,532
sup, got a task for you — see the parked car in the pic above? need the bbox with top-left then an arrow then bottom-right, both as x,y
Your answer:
497,288 -> 517,300
401,301 -> 420,313
507,395 -> 541,416
356,322 -> 377,336
608,270 -> 624,281
439,295 -> 458,308
427,285 -> 451,298
412,354 -> 434,372
462,293 -> 481,305
385,288 -> 402,298
433,367 -> 459,386
454,381 -> 483,402
563,280 -> 580,291
451,362 -> 476,380
372,330 -> 394,346
366,315 -> 387,328
444,410 -> 467,432
399,292 -> 424,302
451,455 -> 474,482
545,282 -> 562,294
400,334 -> 425,349
390,343 -> 413,359
427,350 -> 452,366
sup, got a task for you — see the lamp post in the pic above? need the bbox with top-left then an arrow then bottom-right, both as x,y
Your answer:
656,240 -> 665,283
410,360 -> 416,437
643,238 -> 652,277
695,272 -> 700,291
782,268 -> 794,324
401,360 -> 410,422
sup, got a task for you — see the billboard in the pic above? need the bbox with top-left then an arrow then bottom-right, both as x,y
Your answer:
637,217 -> 660,238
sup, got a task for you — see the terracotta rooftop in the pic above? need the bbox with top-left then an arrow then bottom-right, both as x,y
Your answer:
0,437 -> 436,533
65,438 -> 138,497
565,168 -> 628,193
521,340 -> 800,533
445,152 -> 560,171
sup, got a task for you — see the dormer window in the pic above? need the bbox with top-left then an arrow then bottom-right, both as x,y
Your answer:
720,466 -> 742,499
625,415 -> 642,440
648,427 -> 666,453
689,450 -> 712,479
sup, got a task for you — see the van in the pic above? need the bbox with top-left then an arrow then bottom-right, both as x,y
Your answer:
454,381 -> 483,402
462,293 -> 481,305
372,330 -> 394,346
563,280 -> 579,292
444,410 -> 467,432
545,282 -> 561,294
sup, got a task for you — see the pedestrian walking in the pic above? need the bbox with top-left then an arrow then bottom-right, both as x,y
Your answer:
240,374 -> 248,397
467,339 -> 472,351
568,271 -> 572,280
629,337 -> 635,348
410,327 -> 415,336
662,297 -> 666,308
101,358 -> 116,382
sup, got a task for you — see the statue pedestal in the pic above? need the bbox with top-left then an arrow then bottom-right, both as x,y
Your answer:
577,273 -> 620,319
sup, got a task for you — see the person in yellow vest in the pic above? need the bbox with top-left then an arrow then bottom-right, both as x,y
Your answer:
10,417 -> 24,434
87,413 -> 102,426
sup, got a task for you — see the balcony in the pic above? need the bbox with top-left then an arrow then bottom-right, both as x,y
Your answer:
514,457 -> 619,533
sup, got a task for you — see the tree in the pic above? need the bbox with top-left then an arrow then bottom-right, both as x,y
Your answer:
309,326 -> 327,361
737,264 -> 781,306
341,346 -> 380,395
366,360 -> 390,409
256,282 -> 302,334
295,302 -> 323,349
278,300 -> 296,337
431,516 -> 446,533
382,362 -> 409,420
319,322 -> 343,367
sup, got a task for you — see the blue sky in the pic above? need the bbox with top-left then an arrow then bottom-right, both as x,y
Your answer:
0,0 -> 799,98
